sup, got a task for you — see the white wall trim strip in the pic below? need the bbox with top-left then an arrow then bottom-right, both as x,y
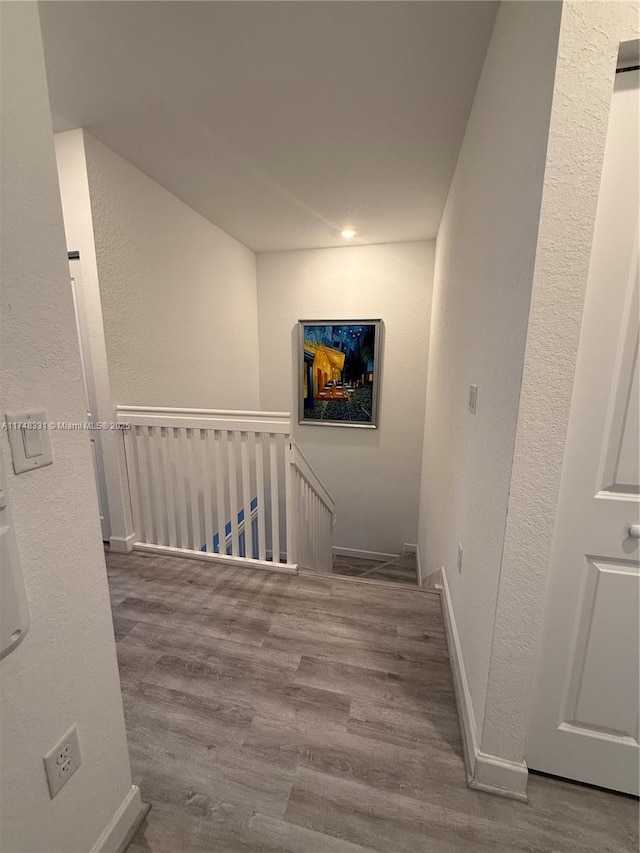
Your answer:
109,533 -> 136,553
472,751 -> 529,801
438,567 -> 529,802
134,542 -> 298,575
91,785 -> 147,853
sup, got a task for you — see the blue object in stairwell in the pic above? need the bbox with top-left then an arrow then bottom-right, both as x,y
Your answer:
203,496 -> 260,559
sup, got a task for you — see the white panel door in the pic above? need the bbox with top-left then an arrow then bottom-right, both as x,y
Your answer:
526,70 -> 640,795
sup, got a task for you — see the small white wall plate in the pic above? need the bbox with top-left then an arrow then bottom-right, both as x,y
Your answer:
5,410 -> 53,474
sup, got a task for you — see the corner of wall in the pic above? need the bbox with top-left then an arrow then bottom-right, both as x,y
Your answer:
438,568 -> 529,801
255,242 -> 435,555
479,0 -> 640,768
417,0 -> 563,788
1,3 -> 141,849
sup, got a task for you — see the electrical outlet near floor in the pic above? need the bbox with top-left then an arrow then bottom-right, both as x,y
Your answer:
43,724 -> 81,798
457,543 -> 464,573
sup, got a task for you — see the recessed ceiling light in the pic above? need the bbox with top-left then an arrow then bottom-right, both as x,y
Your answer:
341,227 -> 357,239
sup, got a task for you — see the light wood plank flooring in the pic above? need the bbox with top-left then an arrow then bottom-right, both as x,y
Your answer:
332,553 -> 418,586
105,550 -> 638,853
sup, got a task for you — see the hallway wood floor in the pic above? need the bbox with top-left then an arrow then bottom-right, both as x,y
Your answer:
332,552 -> 418,586
106,551 -> 638,853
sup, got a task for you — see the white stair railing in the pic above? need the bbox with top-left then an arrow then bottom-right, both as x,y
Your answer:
288,442 -> 336,573
117,406 -> 293,570
115,406 -> 335,574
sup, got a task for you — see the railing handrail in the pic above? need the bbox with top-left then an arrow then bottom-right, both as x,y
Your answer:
117,405 -> 290,419
116,405 -> 291,434
290,440 -> 335,514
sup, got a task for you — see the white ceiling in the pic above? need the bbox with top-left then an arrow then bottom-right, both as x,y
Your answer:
39,1 -> 498,253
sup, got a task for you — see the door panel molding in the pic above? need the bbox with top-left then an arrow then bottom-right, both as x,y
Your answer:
526,70 -> 639,795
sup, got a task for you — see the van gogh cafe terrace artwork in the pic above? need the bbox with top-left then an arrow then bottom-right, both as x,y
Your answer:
299,321 -> 381,427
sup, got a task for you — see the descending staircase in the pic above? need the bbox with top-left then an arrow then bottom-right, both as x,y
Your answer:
332,552 -> 418,586
203,497 -> 259,559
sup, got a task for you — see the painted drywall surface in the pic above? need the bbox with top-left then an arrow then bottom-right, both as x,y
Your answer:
82,132 -> 260,410
417,1 -> 561,740
54,129 -> 134,546
39,1 -> 499,253
482,0 -> 640,763
0,4 -> 135,851
257,242 -> 433,555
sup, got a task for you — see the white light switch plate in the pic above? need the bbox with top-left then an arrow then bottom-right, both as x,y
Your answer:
5,411 -> 53,474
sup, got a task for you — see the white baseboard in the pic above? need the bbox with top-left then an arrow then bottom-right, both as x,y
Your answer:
438,567 -> 479,779
109,533 -> 136,553
471,752 -> 529,801
402,543 -> 421,586
438,567 -> 528,802
91,785 -> 148,853
134,542 -> 298,575
332,545 -> 399,562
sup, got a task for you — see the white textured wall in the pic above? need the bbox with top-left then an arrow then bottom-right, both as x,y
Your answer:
483,0 -> 640,763
0,4 -> 135,851
257,242 -> 433,555
83,133 -> 260,410
417,0 -> 561,740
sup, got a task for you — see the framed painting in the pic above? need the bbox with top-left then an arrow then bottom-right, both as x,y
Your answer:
298,320 -> 382,428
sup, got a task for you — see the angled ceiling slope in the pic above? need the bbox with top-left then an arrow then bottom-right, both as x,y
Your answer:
40,1 -> 498,252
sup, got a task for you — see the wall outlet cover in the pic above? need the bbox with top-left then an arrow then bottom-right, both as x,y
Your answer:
43,724 -> 81,798
468,385 -> 478,415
